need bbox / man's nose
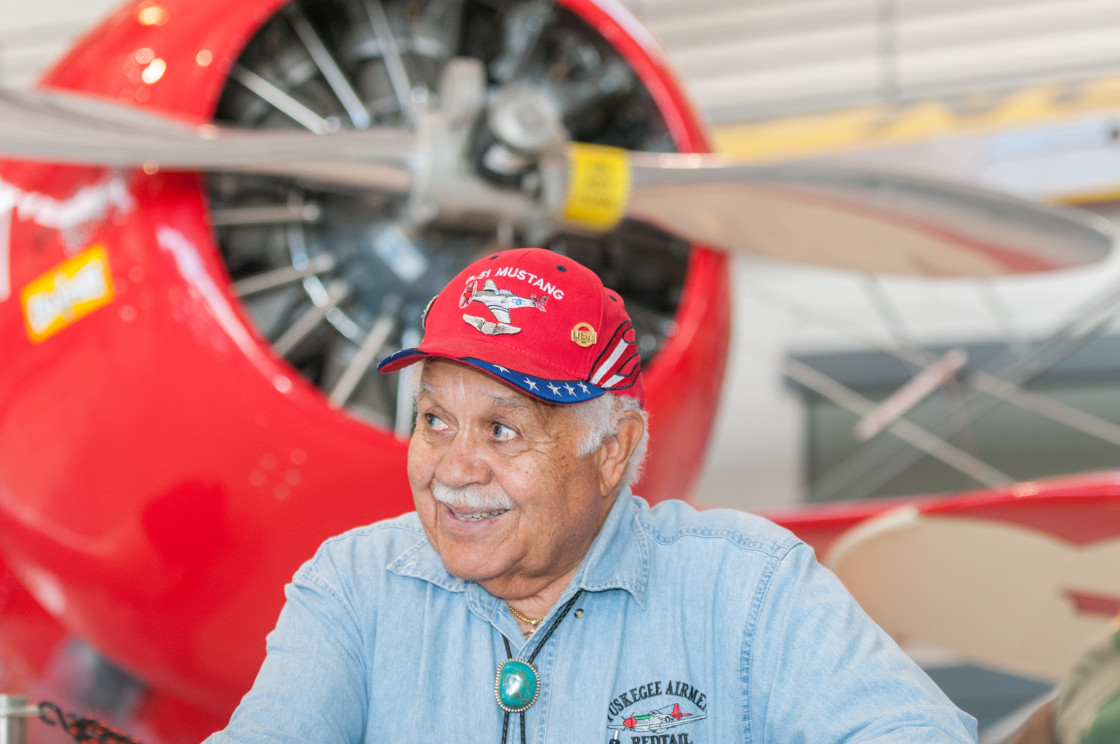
[434,431,491,487]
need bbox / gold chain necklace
[505,602,544,629]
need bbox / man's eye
[424,413,448,431]
[492,423,517,442]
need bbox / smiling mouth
[447,506,510,522]
[432,482,514,524]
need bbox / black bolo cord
[500,589,584,744]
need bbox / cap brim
[378,347,610,404]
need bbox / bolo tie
[494,589,584,744]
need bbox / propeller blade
[560,145,1114,276]
[1,87,1111,277]
[0,87,414,192]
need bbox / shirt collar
[386,489,650,609]
[570,488,650,608]
[386,531,467,593]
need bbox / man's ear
[596,410,645,497]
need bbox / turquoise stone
[495,659,539,713]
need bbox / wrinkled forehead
[415,358,566,424]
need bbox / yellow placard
[563,143,631,231]
[21,245,115,344]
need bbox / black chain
[36,702,145,744]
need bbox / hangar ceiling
[629,0,1120,124]
[4,0,1120,128]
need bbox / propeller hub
[487,83,563,157]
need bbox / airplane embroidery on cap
[459,278,547,335]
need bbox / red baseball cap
[377,248,645,405]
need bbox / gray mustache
[432,482,514,512]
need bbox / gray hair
[570,392,649,492]
[407,360,649,491]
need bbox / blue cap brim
[377,349,606,404]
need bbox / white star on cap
[494,365,509,373]
[564,383,575,396]
[547,382,561,395]
[523,378,539,391]
[578,382,589,393]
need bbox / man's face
[408,359,616,601]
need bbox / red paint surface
[1064,589,1120,618]
[769,472,1120,557]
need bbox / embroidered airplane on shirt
[460,279,548,335]
[607,703,706,734]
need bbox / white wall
[0,0,120,87]
[692,239,1120,511]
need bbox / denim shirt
[206,492,977,743]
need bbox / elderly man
[205,247,976,743]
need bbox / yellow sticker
[563,143,631,231]
[21,245,115,344]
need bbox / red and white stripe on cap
[590,322,641,393]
